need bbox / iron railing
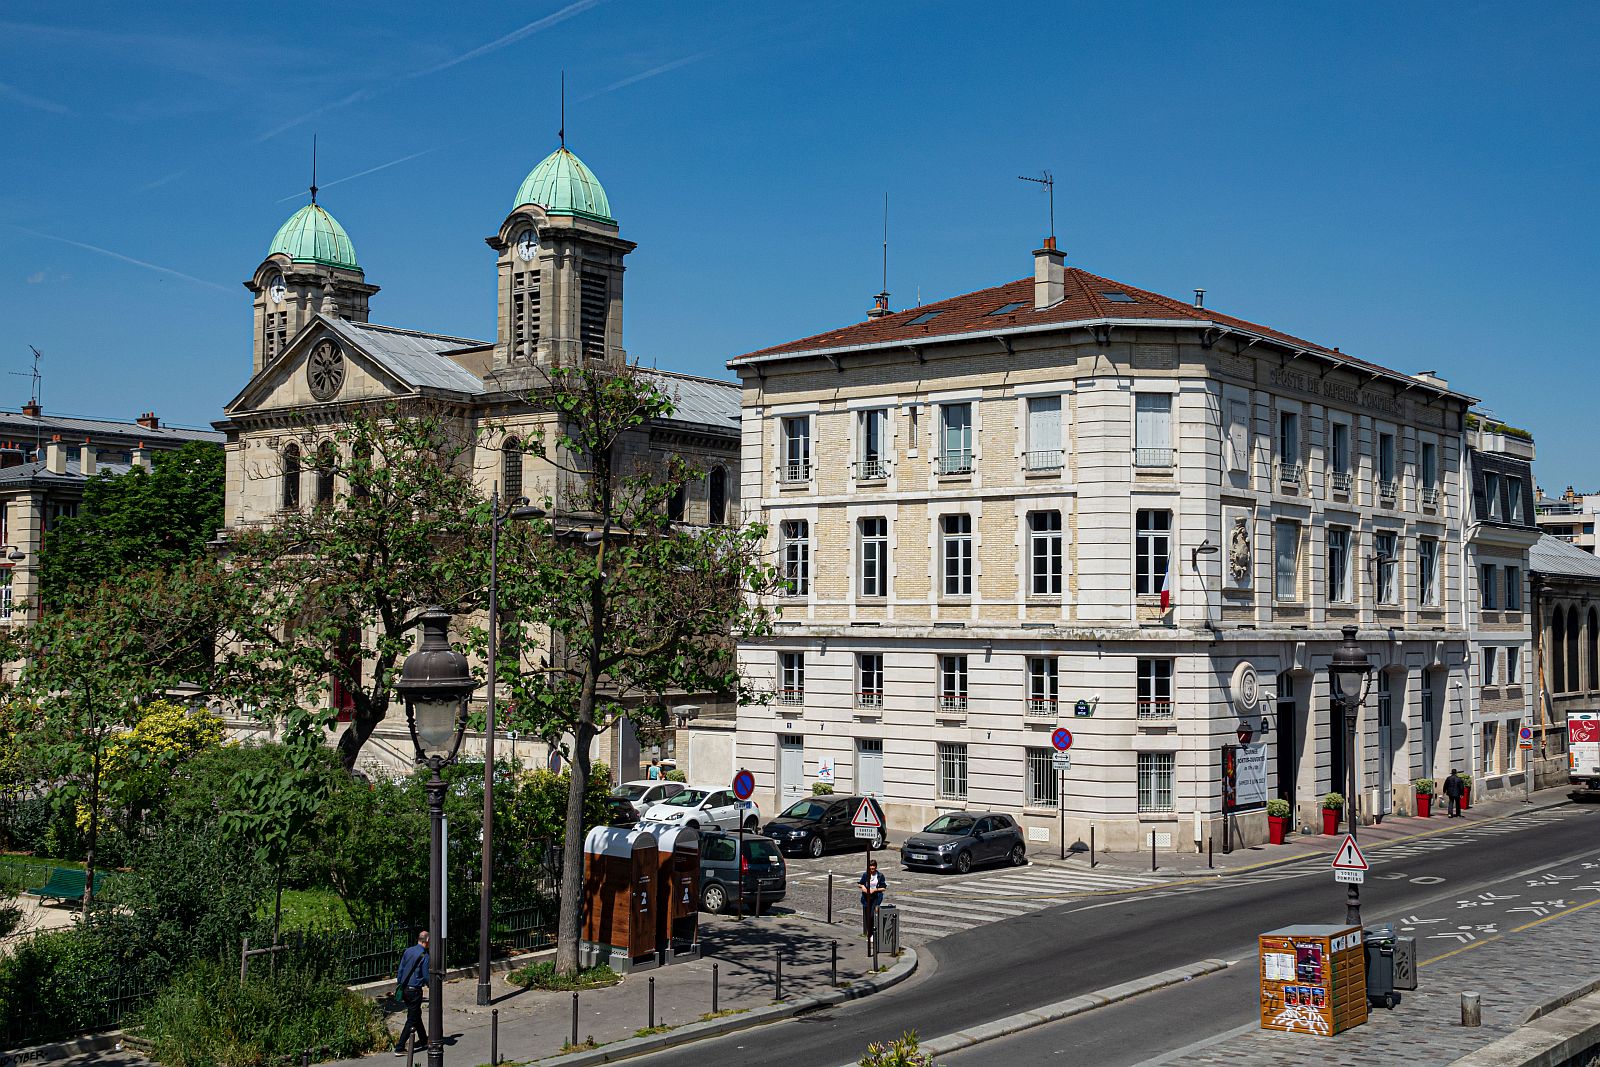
[937,694,968,714]
[857,458,889,480]
[937,451,974,476]
[1136,699,1174,719]
[1135,447,1174,468]
[856,691,884,709]
[1026,697,1058,717]
[775,688,805,706]
[780,460,812,483]
[1025,449,1063,472]
[1329,470,1353,492]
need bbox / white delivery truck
[1569,711,1600,790]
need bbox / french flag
[1159,556,1174,612]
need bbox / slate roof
[0,458,135,488]
[322,319,488,394]
[0,411,221,445]
[728,266,1476,401]
[646,370,741,432]
[1530,533,1600,581]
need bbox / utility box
[1258,924,1368,1035]
[652,824,701,963]
[875,903,900,956]
[580,825,659,973]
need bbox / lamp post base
[1346,882,1361,929]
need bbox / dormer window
[906,310,943,326]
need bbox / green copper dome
[513,147,614,223]
[268,203,361,271]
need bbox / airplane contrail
[581,49,718,100]
[13,226,233,293]
[273,142,465,203]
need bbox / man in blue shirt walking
[394,930,430,1055]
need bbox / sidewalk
[328,912,904,1067]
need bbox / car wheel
[687,820,700,830]
[744,816,759,831]
[872,829,886,850]
[702,882,727,914]
[808,836,824,859]
[954,850,973,875]
[1009,843,1026,867]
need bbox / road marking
[1512,896,1600,932]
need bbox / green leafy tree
[219,406,494,770]
[39,441,224,607]
[494,365,779,974]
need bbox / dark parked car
[762,795,887,857]
[698,830,786,914]
[900,812,1026,874]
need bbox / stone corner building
[728,239,1478,850]
[213,145,740,775]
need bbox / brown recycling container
[1258,924,1368,1035]
[580,825,659,972]
[651,825,701,962]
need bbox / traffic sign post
[1050,728,1074,859]
[1331,833,1368,887]
[733,770,755,920]
[852,799,884,887]
[1518,725,1535,750]
[1051,727,1074,752]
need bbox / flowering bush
[860,1031,934,1067]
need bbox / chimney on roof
[1193,289,1205,309]
[131,442,148,470]
[1033,236,1065,310]
[46,435,66,475]
[1412,370,1448,390]
[867,291,891,319]
[80,439,95,477]
[136,411,161,430]
[21,401,40,418]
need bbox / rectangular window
[1134,394,1173,467]
[1483,721,1499,776]
[1026,748,1059,806]
[1505,566,1522,611]
[1508,477,1524,521]
[1028,510,1063,596]
[1378,432,1397,502]
[1027,657,1058,715]
[1485,471,1503,520]
[858,408,889,480]
[1137,659,1174,718]
[1225,399,1249,473]
[1419,537,1440,606]
[1026,396,1063,471]
[579,270,608,360]
[939,655,968,712]
[1137,752,1175,813]
[859,517,888,597]
[1274,520,1301,601]
[780,520,809,596]
[0,572,11,622]
[1331,422,1350,475]
[778,652,804,705]
[938,402,973,475]
[1480,563,1498,610]
[1421,440,1438,491]
[857,654,884,708]
[1507,646,1521,685]
[942,514,973,596]
[1135,509,1172,597]
[781,417,811,482]
[1375,531,1399,605]
[1327,527,1351,603]
[1482,647,1497,687]
[937,743,969,800]
[1277,409,1300,476]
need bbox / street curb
[528,947,918,1066]
[0,1033,123,1063]
[1448,989,1600,1067]
[909,957,1232,1061]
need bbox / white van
[1568,711,1600,789]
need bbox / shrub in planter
[812,783,835,796]
[1414,778,1436,817]
[1266,797,1291,844]
[1320,792,1344,835]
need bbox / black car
[900,811,1026,874]
[698,830,786,913]
[762,795,887,858]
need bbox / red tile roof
[728,266,1463,397]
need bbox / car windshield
[612,785,648,801]
[779,800,829,821]
[745,840,781,863]
[662,789,707,808]
[924,815,975,835]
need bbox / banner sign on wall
[1222,742,1269,813]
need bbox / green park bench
[25,867,93,904]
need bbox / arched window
[503,437,523,502]
[351,441,372,500]
[281,443,301,509]
[1589,608,1599,691]
[667,481,686,523]
[315,442,336,506]
[707,466,727,525]
[1553,608,1567,693]
[1568,606,1582,694]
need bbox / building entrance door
[1275,679,1297,830]
[856,738,883,796]
[778,735,805,804]
[1420,670,1438,782]
[1377,672,1394,816]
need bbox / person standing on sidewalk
[1443,769,1465,818]
[393,930,430,1055]
[859,859,887,940]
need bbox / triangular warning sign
[851,800,882,829]
[1331,834,1369,871]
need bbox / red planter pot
[1416,793,1433,817]
[1322,808,1342,835]
[1268,815,1288,845]
[1462,787,1471,810]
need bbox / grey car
[698,830,786,914]
[900,812,1026,873]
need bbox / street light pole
[426,759,447,1067]
[1329,624,1373,929]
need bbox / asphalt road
[625,802,1600,1067]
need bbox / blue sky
[3,2,1597,488]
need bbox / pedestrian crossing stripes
[888,864,1168,937]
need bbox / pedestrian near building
[393,930,430,1055]
[858,859,886,940]
[1444,769,1465,818]
[647,758,661,781]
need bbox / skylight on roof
[987,301,1025,316]
[1099,291,1136,303]
[906,311,944,326]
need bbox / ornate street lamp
[1328,624,1373,927]
[397,607,476,1067]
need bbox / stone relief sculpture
[1229,516,1252,587]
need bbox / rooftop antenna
[12,346,43,459]
[310,134,319,204]
[868,193,891,318]
[1018,170,1055,242]
[559,71,565,147]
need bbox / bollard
[775,948,783,1000]
[571,991,579,1048]
[755,879,762,919]
[712,962,719,1014]
[1208,836,1213,870]
[648,976,655,1029]
[873,932,880,973]
[302,1051,310,1067]
[407,1042,416,1067]
[827,873,834,924]
[1151,832,1157,872]
[491,1008,500,1066]
[831,940,838,987]
[1091,826,1096,868]
[1462,991,1482,1027]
